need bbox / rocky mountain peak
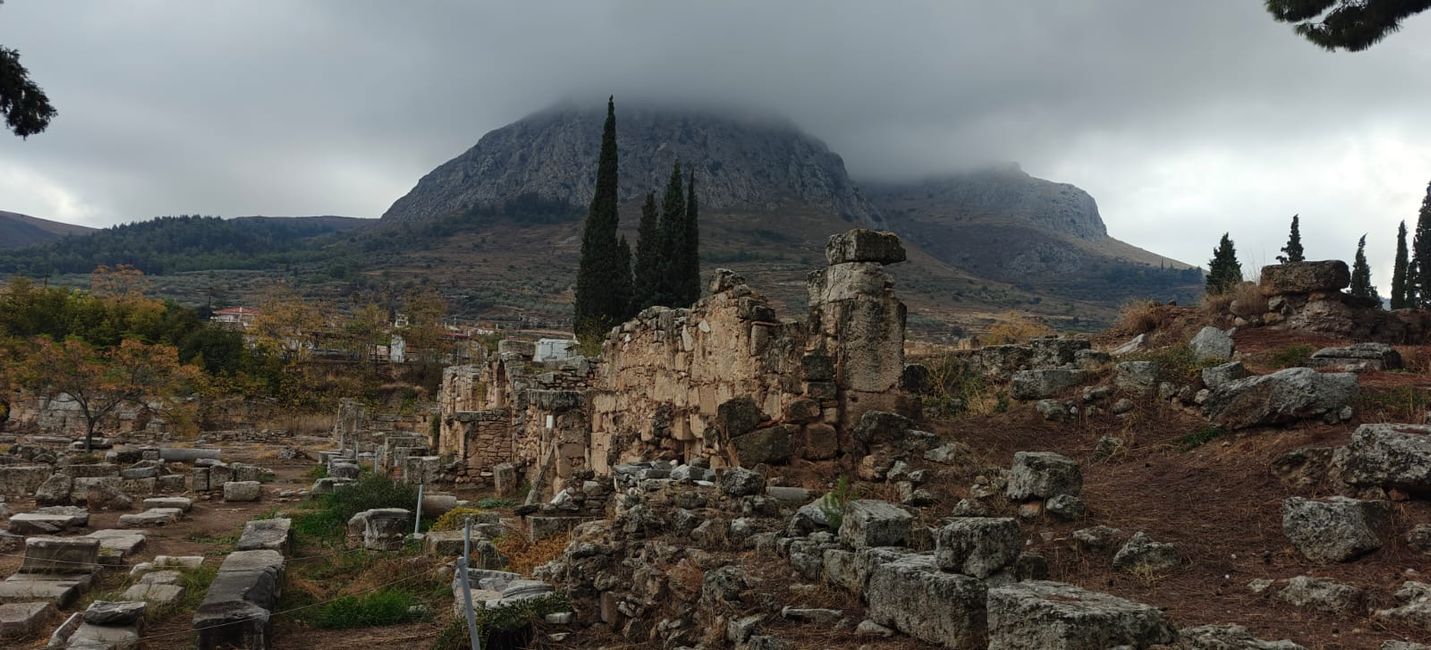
[381,103,884,228]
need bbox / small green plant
[818,476,852,530]
[291,474,418,543]
[1178,425,1229,450]
[1131,344,1221,384]
[308,464,329,480]
[430,593,570,650]
[430,507,486,532]
[1270,344,1315,368]
[305,588,426,629]
[475,497,517,510]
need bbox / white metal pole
[461,519,481,650]
[413,478,425,536]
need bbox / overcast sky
[3,1,1430,287]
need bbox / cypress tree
[614,236,635,320]
[1413,182,1431,308]
[1205,233,1243,295]
[1391,220,1410,308]
[1277,214,1305,263]
[656,161,686,306]
[681,170,702,305]
[1349,234,1378,302]
[632,192,661,311]
[573,97,623,341]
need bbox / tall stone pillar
[807,229,909,439]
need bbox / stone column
[807,229,909,438]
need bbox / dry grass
[1201,281,1266,321]
[1111,299,1171,336]
[980,311,1055,345]
[492,524,570,575]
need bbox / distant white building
[533,338,578,362]
[211,306,259,329]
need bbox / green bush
[292,474,418,543]
[1179,425,1229,450]
[430,593,570,650]
[1129,344,1220,384]
[306,589,425,629]
[475,497,517,510]
[1270,344,1315,368]
[817,476,851,530]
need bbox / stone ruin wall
[588,229,912,473]
[432,229,915,494]
[1248,260,1431,343]
[587,278,807,473]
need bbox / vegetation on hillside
[0,215,363,276]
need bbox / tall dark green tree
[0,0,54,138]
[1349,235,1378,302]
[1205,233,1243,295]
[1413,182,1431,308]
[614,236,635,321]
[679,170,702,305]
[1391,220,1410,308]
[632,192,661,311]
[1265,0,1431,52]
[573,97,625,341]
[656,161,687,307]
[1277,214,1305,263]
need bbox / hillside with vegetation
[0,214,369,275]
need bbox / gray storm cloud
[2,0,1430,287]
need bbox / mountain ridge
[0,210,96,250]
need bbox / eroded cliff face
[867,166,1108,241]
[381,104,884,228]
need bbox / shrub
[1128,344,1220,384]
[817,476,851,530]
[1270,344,1315,368]
[476,497,517,510]
[921,354,1005,417]
[430,593,571,650]
[292,474,418,543]
[306,588,425,629]
[491,527,572,575]
[430,507,487,532]
[1226,281,1268,317]
[981,311,1055,345]
[1179,425,1228,450]
[1112,300,1168,336]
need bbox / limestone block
[866,553,987,649]
[223,481,262,503]
[987,581,1175,649]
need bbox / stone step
[0,601,54,641]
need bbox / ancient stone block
[1189,326,1235,362]
[1203,368,1357,430]
[935,517,1022,578]
[193,549,284,650]
[1337,423,1431,493]
[1202,361,1249,390]
[0,601,53,641]
[1007,452,1082,500]
[866,553,987,649]
[1282,496,1390,563]
[987,581,1176,650]
[1309,342,1403,372]
[236,518,292,553]
[18,536,100,575]
[826,229,906,265]
[223,481,262,503]
[839,500,913,548]
[1011,369,1089,400]
[1260,261,1351,295]
[732,426,792,466]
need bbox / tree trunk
[84,417,95,452]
